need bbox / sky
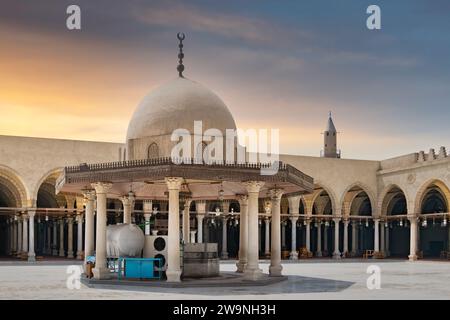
[0,0,449,160]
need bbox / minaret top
[326,111,337,132]
[177,32,186,77]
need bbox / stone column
[343,219,349,257]
[52,219,58,255]
[324,223,328,254]
[182,198,192,244]
[351,222,357,255]
[221,217,229,259]
[27,211,36,262]
[17,217,22,257]
[121,194,132,224]
[380,221,385,255]
[196,200,206,243]
[143,200,153,236]
[269,188,283,276]
[83,190,96,262]
[264,217,270,257]
[165,177,183,282]
[22,214,28,256]
[92,182,112,279]
[408,216,418,261]
[316,221,322,257]
[190,230,197,243]
[10,219,14,254]
[305,220,311,252]
[333,218,341,259]
[59,218,65,257]
[7,219,12,255]
[76,214,83,259]
[289,216,298,259]
[46,222,51,255]
[374,219,380,253]
[67,216,74,258]
[196,215,204,243]
[385,225,390,257]
[236,195,248,273]
[143,213,152,235]
[243,181,264,280]
[281,220,286,249]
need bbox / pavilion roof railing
[64,157,303,177]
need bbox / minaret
[322,112,340,158]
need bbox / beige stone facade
[1,133,449,262]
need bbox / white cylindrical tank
[107,224,145,258]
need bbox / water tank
[107,224,144,258]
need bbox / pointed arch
[414,179,450,215]
[340,182,376,217]
[305,182,338,216]
[0,165,29,207]
[378,184,409,217]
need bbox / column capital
[183,198,193,208]
[236,194,249,205]
[242,181,264,193]
[27,210,36,218]
[269,188,284,201]
[333,217,341,223]
[289,216,298,222]
[91,182,112,194]
[165,177,183,190]
[195,200,207,214]
[143,199,153,213]
[120,195,131,206]
[407,215,418,223]
[82,189,96,201]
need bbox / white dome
[126,77,237,141]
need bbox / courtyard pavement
[0,259,449,299]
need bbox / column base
[333,252,341,259]
[76,251,83,260]
[408,254,417,261]
[373,251,382,259]
[59,251,65,257]
[235,261,247,273]
[269,264,283,277]
[166,270,182,282]
[67,251,74,259]
[27,253,36,262]
[52,249,58,256]
[289,251,298,260]
[93,267,111,280]
[221,252,229,259]
[316,251,322,257]
[244,267,263,281]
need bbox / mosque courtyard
[0,259,448,300]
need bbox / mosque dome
[125,77,237,160]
